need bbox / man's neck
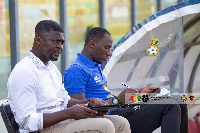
[81,48,94,62]
[31,48,48,66]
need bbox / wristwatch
[112,97,119,104]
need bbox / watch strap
[113,95,121,104]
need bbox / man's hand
[67,104,98,120]
[138,86,158,94]
[89,98,109,116]
[89,98,108,107]
[96,110,110,116]
[118,88,137,105]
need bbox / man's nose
[107,49,111,56]
[56,42,63,49]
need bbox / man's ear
[35,34,42,46]
[89,40,95,48]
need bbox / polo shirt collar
[27,50,50,68]
[77,53,98,67]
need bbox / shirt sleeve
[64,64,88,95]
[60,84,71,109]
[7,69,43,131]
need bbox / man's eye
[105,47,108,49]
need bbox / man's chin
[99,61,104,64]
[50,58,58,61]
[49,56,58,61]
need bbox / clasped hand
[68,98,109,120]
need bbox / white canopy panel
[103,0,200,93]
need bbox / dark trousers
[110,98,188,133]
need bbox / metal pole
[9,0,20,70]
[179,17,184,93]
[131,0,137,28]
[188,54,200,93]
[157,0,162,12]
[59,0,68,80]
[99,0,106,28]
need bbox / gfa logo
[181,95,187,102]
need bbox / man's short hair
[35,20,64,37]
[85,27,111,45]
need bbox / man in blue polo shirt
[64,27,187,133]
[64,53,113,100]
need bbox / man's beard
[49,53,58,61]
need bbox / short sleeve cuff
[67,88,86,95]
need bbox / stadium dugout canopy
[102,0,200,94]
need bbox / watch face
[112,98,118,104]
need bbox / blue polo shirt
[64,53,113,101]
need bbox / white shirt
[7,51,71,133]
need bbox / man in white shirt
[7,20,131,133]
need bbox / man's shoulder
[67,63,85,74]
[68,59,87,70]
[8,57,35,86]
[65,59,90,78]
[12,57,31,71]
[9,57,34,78]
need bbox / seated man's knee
[172,103,181,113]
[164,99,181,113]
[95,118,115,133]
[103,115,131,133]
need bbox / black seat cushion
[0,102,19,133]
